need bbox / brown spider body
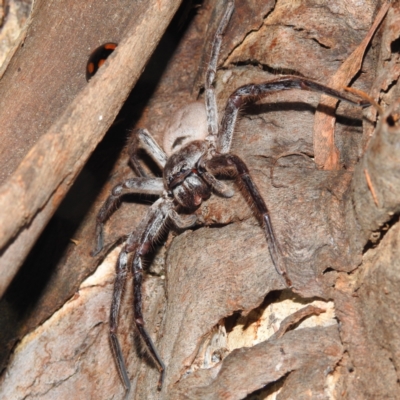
[164,141,212,208]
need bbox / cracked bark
[1,0,400,399]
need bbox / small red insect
[86,42,117,81]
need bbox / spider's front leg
[204,155,291,287]
[205,0,234,147]
[208,78,369,285]
[217,76,369,154]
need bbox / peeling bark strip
[361,4,400,151]
[0,0,184,297]
[313,0,390,170]
[364,168,379,207]
[271,304,326,340]
[170,326,343,400]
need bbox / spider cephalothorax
[92,0,368,392]
[164,141,212,208]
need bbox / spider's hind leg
[109,198,174,392]
[109,249,131,392]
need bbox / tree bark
[1,0,399,399]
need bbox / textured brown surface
[0,0,134,184]
[0,0,183,295]
[170,326,343,400]
[1,0,400,399]
[312,1,390,170]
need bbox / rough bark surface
[1,0,400,399]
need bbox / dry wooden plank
[0,0,183,297]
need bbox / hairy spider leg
[128,128,168,177]
[109,197,197,391]
[110,250,131,392]
[202,0,293,284]
[217,76,369,154]
[204,154,291,286]
[205,0,234,147]
[110,198,173,391]
[93,177,164,255]
[93,128,168,255]
[210,77,369,283]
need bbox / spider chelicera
[92,0,368,392]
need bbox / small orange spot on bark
[87,62,94,74]
[104,43,117,50]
